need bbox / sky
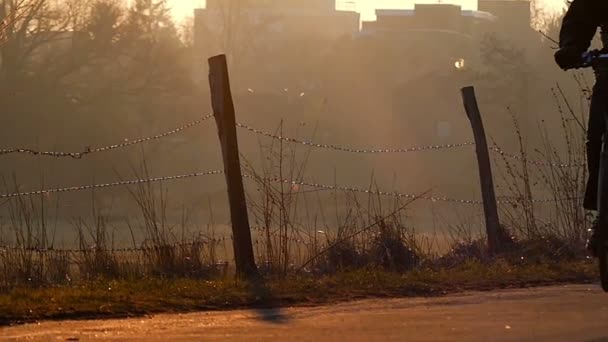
[166,0,564,22]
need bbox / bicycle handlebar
[580,50,608,68]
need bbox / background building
[193,0,360,93]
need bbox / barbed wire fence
[0,58,584,262]
[2,117,579,167]
[0,127,577,202]
[0,114,215,159]
[0,114,580,252]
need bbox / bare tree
[0,0,78,97]
[198,0,277,77]
[0,0,200,196]
[0,0,30,45]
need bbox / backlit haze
[167,0,564,22]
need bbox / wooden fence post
[208,55,258,278]
[461,86,504,254]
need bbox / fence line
[0,170,225,199]
[245,174,482,204]
[244,174,578,205]
[237,122,476,153]
[497,195,582,204]
[0,169,578,205]
[237,122,583,168]
[0,232,317,252]
[0,238,231,254]
[0,114,214,159]
[0,51,585,266]
[0,170,480,204]
[0,116,582,170]
[0,229,318,253]
[489,146,585,168]
[0,228,325,252]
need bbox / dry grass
[0,259,596,325]
[0,105,595,290]
[489,82,591,260]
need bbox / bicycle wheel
[599,241,608,292]
[598,144,608,292]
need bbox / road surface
[2,284,608,341]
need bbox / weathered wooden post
[208,55,258,278]
[461,86,504,254]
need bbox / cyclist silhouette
[555,0,608,256]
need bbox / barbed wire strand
[0,238,230,254]
[245,175,579,205]
[0,170,577,205]
[0,170,225,199]
[245,174,482,204]
[0,233,318,253]
[0,182,579,251]
[0,116,583,170]
[489,147,584,168]
[237,122,475,153]
[237,122,583,168]
[0,233,319,253]
[0,114,214,159]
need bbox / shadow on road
[246,278,291,324]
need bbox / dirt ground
[3,284,608,341]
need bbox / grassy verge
[0,259,597,325]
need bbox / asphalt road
[3,284,608,341]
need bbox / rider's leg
[585,75,608,255]
[584,103,603,212]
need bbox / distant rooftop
[375,4,497,22]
